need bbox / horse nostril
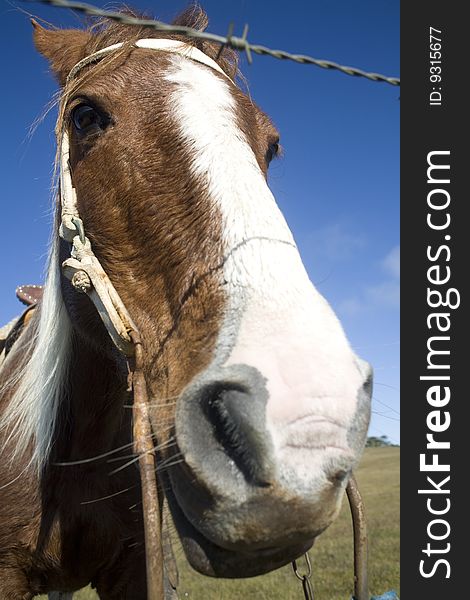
[176,365,275,491]
[200,383,273,487]
[203,385,248,451]
[328,468,351,486]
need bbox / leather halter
[58,39,234,600]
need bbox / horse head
[32,6,371,578]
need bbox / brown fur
[0,5,280,598]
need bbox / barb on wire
[24,0,400,86]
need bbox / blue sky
[0,0,400,442]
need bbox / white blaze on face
[166,57,366,465]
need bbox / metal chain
[292,553,314,600]
[24,0,400,86]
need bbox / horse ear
[32,19,92,86]
[171,5,209,31]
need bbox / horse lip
[163,471,315,577]
[284,415,348,429]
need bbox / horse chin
[164,480,314,577]
[182,536,314,578]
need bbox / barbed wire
[25,0,400,86]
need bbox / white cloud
[366,280,400,308]
[338,245,400,313]
[306,223,366,262]
[337,297,363,316]
[382,245,400,279]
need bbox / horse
[0,5,372,599]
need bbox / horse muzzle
[166,362,371,576]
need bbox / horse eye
[71,104,107,133]
[266,141,280,165]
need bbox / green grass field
[37,447,399,599]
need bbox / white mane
[0,230,72,472]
